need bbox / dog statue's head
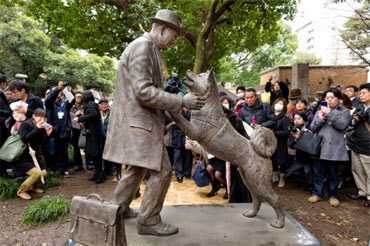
[183,68,216,98]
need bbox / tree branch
[341,37,370,66]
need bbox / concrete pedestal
[123,203,320,246]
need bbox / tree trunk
[192,0,236,74]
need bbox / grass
[39,172,61,189]
[22,196,70,226]
[0,178,19,200]
[0,172,61,201]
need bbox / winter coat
[78,101,103,157]
[14,119,47,177]
[226,108,248,138]
[103,33,183,171]
[7,93,44,130]
[70,102,83,130]
[0,89,11,145]
[310,104,351,161]
[101,110,110,139]
[23,93,44,119]
[265,81,289,105]
[346,104,370,156]
[351,97,361,108]
[44,87,72,139]
[240,99,276,129]
[271,112,290,165]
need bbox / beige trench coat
[103,33,182,171]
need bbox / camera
[355,110,368,121]
[290,125,300,133]
[62,81,68,87]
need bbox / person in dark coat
[0,74,12,177]
[170,109,193,183]
[14,108,51,199]
[270,98,290,188]
[8,80,44,119]
[346,83,370,207]
[73,90,105,184]
[264,75,289,105]
[69,91,85,171]
[165,76,192,183]
[99,98,117,177]
[240,88,276,129]
[44,81,73,177]
[285,111,313,190]
[344,85,361,108]
[219,96,252,203]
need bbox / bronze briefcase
[70,193,126,246]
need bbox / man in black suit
[344,85,361,108]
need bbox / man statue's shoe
[123,207,138,219]
[137,221,179,236]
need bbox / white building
[290,0,363,65]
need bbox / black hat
[98,98,108,104]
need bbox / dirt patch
[0,170,369,246]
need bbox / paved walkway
[130,173,229,207]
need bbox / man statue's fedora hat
[150,9,186,36]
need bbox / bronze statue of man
[103,9,205,236]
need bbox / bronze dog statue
[168,69,284,228]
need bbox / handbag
[70,193,126,246]
[0,133,27,162]
[192,159,209,187]
[294,129,323,157]
[78,128,88,149]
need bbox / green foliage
[0,4,116,96]
[0,5,49,86]
[39,172,61,189]
[340,1,370,65]
[22,196,70,226]
[25,0,297,76]
[218,23,298,87]
[0,178,19,200]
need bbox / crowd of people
[219,76,370,208]
[0,72,369,209]
[0,77,121,199]
[0,9,369,239]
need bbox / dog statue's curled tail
[169,69,284,228]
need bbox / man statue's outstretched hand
[182,93,206,110]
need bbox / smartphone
[320,101,328,107]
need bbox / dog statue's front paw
[242,209,257,218]
[270,219,284,228]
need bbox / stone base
[68,203,320,246]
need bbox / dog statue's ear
[207,67,216,90]
[183,70,194,88]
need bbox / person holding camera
[264,75,289,106]
[44,81,73,177]
[308,88,351,207]
[346,83,370,207]
[286,111,313,190]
